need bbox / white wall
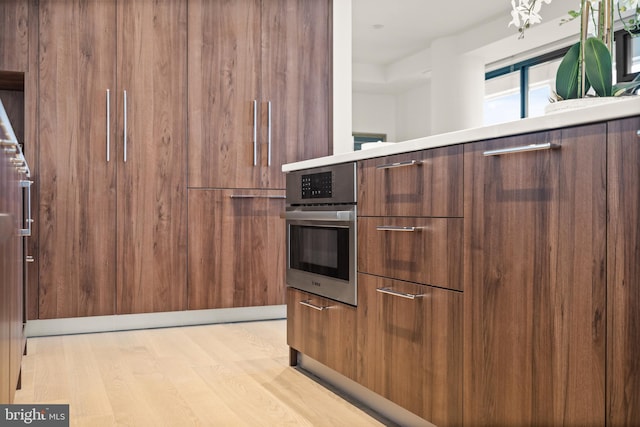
[395,83,430,141]
[352,91,396,142]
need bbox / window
[484,48,568,125]
[615,29,640,83]
[485,30,638,125]
[353,132,386,151]
[484,71,521,126]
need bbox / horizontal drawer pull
[299,300,330,311]
[376,159,422,170]
[376,287,424,300]
[483,143,560,157]
[376,225,422,232]
[229,195,285,200]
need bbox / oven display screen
[289,225,349,280]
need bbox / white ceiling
[352,0,513,66]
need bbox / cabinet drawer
[357,145,463,217]
[287,288,357,380]
[358,217,462,290]
[357,273,462,426]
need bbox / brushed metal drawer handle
[299,300,330,311]
[376,287,424,300]
[376,226,422,232]
[376,159,422,170]
[483,143,560,156]
[229,195,285,199]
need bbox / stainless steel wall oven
[284,162,357,306]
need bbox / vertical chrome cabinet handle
[106,89,110,162]
[123,90,128,163]
[19,180,33,237]
[253,100,257,166]
[267,101,272,166]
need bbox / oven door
[285,206,357,306]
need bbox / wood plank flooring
[14,320,387,426]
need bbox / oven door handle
[283,210,354,221]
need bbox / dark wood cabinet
[463,125,607,426]
[188,0,331,189]
[188,189,285,309]
[287,287,356,381]
[607,116,640,426]
[357,146,463,218]
[38,0,187,318]
[0,1,30,72]
[37,0,117,318]
[358,217,462,290]
[355,146,464,425]
[356,274,462,426]
[114,0,187,314]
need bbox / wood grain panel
[0,0,29,72]
[356,273,462,426]
[287,288,357,380]
[358,217,463,290]
[116,0,187,314]
[358,145,463,217]
[607,116,640,426]
[262,0,332,189]
[38,0,117,318]
[188,189,285,309]
[463,126,606,426]
[187,0,261,189]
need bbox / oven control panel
[301,171,332,199]
[286,162,356,205]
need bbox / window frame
[615,29,640,83]
[485,47,570,119]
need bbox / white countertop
[283,96,640,172]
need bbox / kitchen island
[284,97,640,427]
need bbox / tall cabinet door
[116,0,187,314]
[38,0,117,319]
[187,0,261,189]
[607,116,640,426]
[463,126,606,426]
[261,0,332,189]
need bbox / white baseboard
[25,305,287,337]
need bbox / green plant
[509,0,640,99]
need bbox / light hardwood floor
[14,320,387,426]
